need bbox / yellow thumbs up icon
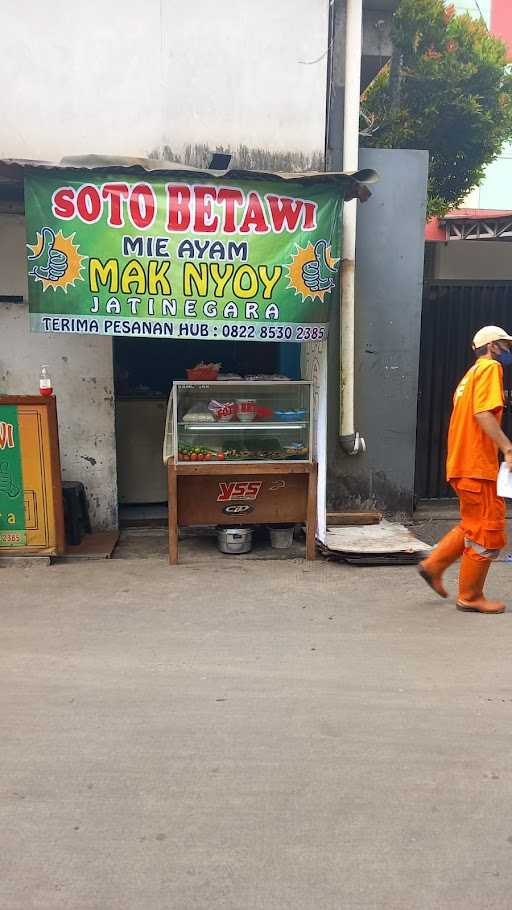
[28,227,68,282]
[302,239,337,293]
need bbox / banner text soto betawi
[26,173,343,341]
[51,182,319,234]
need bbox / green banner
[0,405,26,548]
[25,173,344,343]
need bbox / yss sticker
[217,481,262,502]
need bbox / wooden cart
[167,460,317,564]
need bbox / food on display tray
[208,400,237,422]
[236,398,257,423]
[182,403,215,423]
[285,444,309,457]
[177,445,307,461]
[178,445,223,461]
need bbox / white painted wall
[1,0,328,161]
[0,216,117,530]
[434,240,512,279]
[0,0,330,532]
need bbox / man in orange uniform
[419,326,512,614]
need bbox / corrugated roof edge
[0,155,378,203]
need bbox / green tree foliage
[361,0,512,217]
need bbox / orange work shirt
[446,357,504,482]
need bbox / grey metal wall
[327,148,429,514]
[416,281,512,500]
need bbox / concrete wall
[327,148,429,514]
[434,240,512,280]
[0,215,117,530]
[1,0,328,161]
[491,0,512,60]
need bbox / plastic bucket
[268,525,294,549]
[217,527,253,554]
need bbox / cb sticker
[222,504,254,515]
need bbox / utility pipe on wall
[340,0,366,454]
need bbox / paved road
[2,555,512,909]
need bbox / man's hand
[475,410,512,470]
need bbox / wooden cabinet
[0,396,65,555]
[168,461,317,564]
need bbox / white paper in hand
[497,461,512,498]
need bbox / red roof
[443,209,512,220]
[425,210,512,241]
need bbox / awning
[0,154,378,209]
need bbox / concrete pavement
[2,553,512,909]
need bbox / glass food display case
[167,381,313,464]
[164,381,317,565]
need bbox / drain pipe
[340,0,366,455]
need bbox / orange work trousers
[451,477,506,556]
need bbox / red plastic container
[186,367,219,381]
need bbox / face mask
[496,350,512,367]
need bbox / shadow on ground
[114,527,308,562]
